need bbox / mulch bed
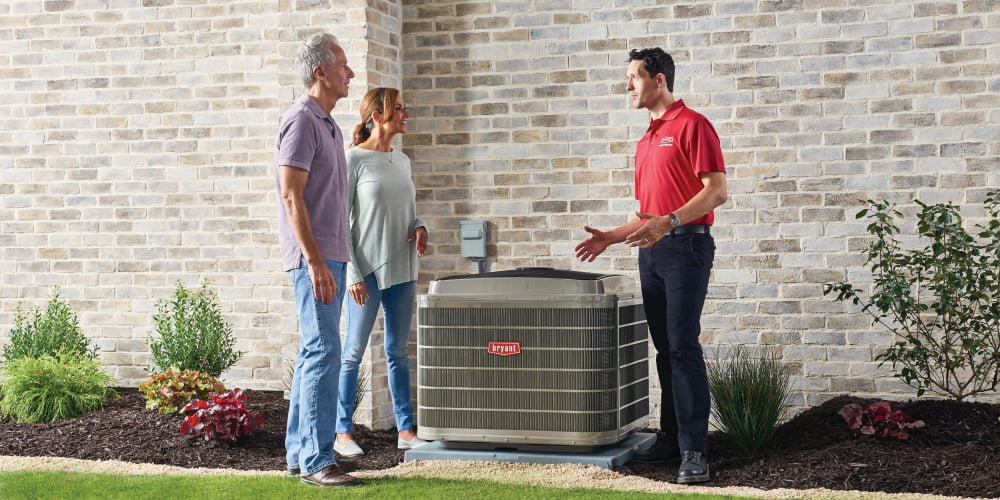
[1,388,998,498]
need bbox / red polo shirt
[635,99,726,226]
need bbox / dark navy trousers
[638,232,714,455]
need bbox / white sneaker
[397,436,430,450]
[334,439,364,457]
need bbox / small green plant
[707,345,791,455]
[824,189,1000,401]
[0,351,117,423]
[148,280,243,377]
[138,367,225,414]
[2,287,97,365]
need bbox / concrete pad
[403,432,656,470]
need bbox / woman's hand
[409,226,428,257]
[349,281,368,306]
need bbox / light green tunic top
[345,147,426,289]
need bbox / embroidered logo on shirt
[659,137,675,147]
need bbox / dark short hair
[628,48,675,92]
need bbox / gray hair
[297,33,339,87]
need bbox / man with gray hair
[274,32,358,487]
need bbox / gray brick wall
[1,0,999,431]
[398,1,1000,412]
[0,0,373,390]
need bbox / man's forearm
[672,174,727,225]
[283,194,324,265]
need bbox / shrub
[0,351,117,423]
[707,345,791,455]
[138,367,226,414]
[180,388,265,444]
[148,280,243,377]
[824,189,1000,401]
[2,288,97,365]
[838,401,925,439]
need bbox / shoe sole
[300,477,359,487]
[676,472,710,484]
[398,443,431,450]
[334,445,364,457]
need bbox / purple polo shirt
[274,93,350,271]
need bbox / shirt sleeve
[687,117,726,175]
[276,114,318,171]
[345,153,365,286]
[410,217,427,235]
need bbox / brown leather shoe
[335,458,357,473]
[300,464,359,487]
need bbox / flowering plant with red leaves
[180,388,264,444]
[838,401,925,439]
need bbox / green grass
[0,471,778,500]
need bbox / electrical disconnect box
[459,220,487,258]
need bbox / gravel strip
[1,455,994,500]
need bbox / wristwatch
[667,213,681,228]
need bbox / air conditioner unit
[416,268,649,451]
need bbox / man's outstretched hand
[575,226,611,262]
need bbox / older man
[275,32,357,487]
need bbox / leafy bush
[148,280,243,377]
[824,189,1000,401]
[707,345,791,455]
[180,388,265,444]
[838,401,925,439]
[0,351,117,423]
[138,367,225,414]
[2,288,97,365]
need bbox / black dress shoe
[287,467,300,476]
[300,464,359,487]
[632,439,680,463]
[677,451,710,484]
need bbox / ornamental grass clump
[824,189,1000,402]
[0,351,117,423]
[284,359,369,423]
[2,287,97,365]
[707,345,791,455]
[148,280,243,378]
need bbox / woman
[334,87,429,457]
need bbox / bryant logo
[487,342,521,356]
[659,136,675,147]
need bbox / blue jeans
[285,258,346,475]
[639,233,714,455]
[336,275,416,434]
